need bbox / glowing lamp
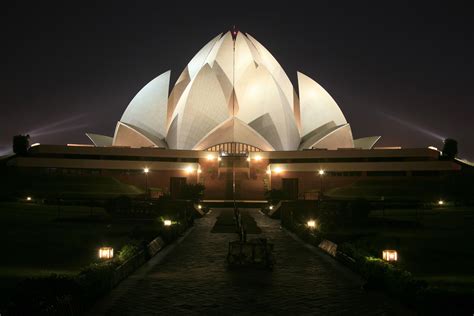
[247,157,251,162]
[206,154,214,161]
[99,247,114,259]
[26,196,32,201]
[269,205,273,210]
[255,155,262,161]
[185,166,194,174]
[274,167,282,174]
[438,200,444,205]
[318,169,325,175]
[382,250,398,262]
[163,219,172,226]
[198,204,202,209]
[218,157,222,161]
[144,167,149,173]
[266,169,271,175]
[198,169,202,174]
[307,220,316,229]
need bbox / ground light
[269,205,273,210]
[99,247,114,259]
[163,219,172,226]
[382,250,398,262]
[198,205,202,209]
[26,196,32,201]
[307,220,316,229]
[438,200,445,206]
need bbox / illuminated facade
[6,30,466,201]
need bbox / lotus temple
[8,30,464,200]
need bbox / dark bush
[265,189,285,203]
[77,261,118,302]
[6,274,81,315]
[181,183,205,202]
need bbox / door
[282,178,299,200]
[170,177,187,199]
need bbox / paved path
[91,209,409,315]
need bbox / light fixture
[255,155,262,161]
[144,167,149,173]
[307,220,316,229]
[438,200,444,205]
[318,169,325,175]
[206,154,214,161]
[198,204,202,209]
[197,169,202,174]
[99,247,114,259]
[185,166,194,174]
[26,196,32,201]
[247,157,251,162]
[163,219,172,226]
[269,205,273,210]
[382,250,398,262]
[266,169,271,175]
[274,167,282,174]
[218,157,222,161]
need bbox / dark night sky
[1,1,473,159]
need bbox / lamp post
[318,169,325,199]
[144,167,149,199]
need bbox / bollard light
[26,196,32,201]
[307,220,316,229]
[99,247,114,259]
[437,200,444,206]
[382,250,398,262]
[163,219,172,226]
[269,205,273,210]
[198,205,202,209]
[318,169,325,175]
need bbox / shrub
[118,244,141,263]
[6,274,81,315]
[265,189,285,203]
[181,183,205,202]
[76,261,118,302]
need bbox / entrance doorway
[282,178,299,200]
[170,177,186,199]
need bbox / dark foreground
[91,208,409,315]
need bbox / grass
[0,201,159,308]
[0,173,143,199]
[326,207,474,294]
[326,178,444,200]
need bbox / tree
[13,134,30,155]
[442,138,458,159]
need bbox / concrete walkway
[90,209,409,315]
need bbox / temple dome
[88,31,380,151]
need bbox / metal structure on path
[227,156,275,269]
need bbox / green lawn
[326,178,444,200]
[0,173,143,199]
[326,207,474,294]
[0,201,159,307]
